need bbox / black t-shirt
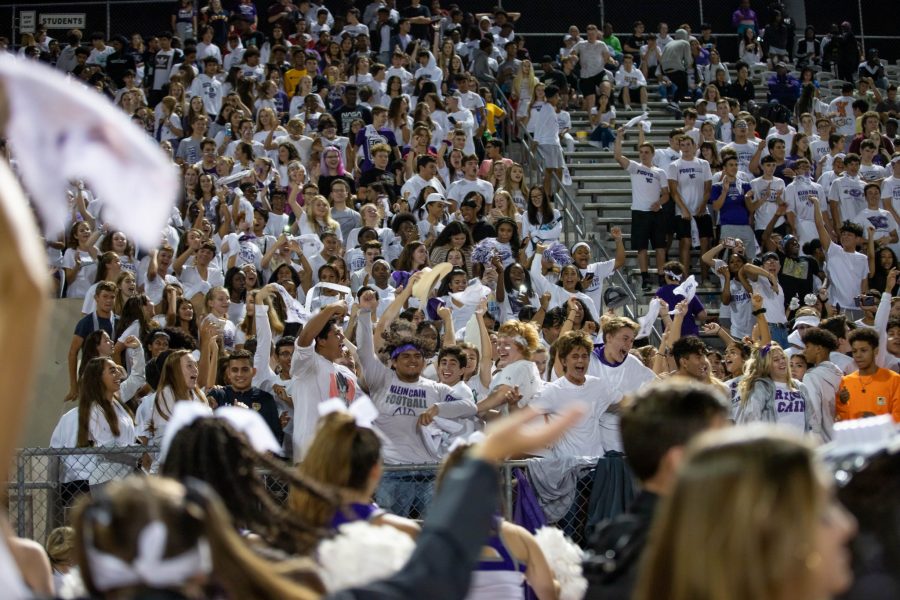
[359,167,397,191]
[331,104,373,136]
[625,34,645,57]
[207,386,283,444]
[106,50,136,87]
[540,68,567,91]
[317,174,357,198]
[778,252,821,306]
[467,220,496,243]
[401,4,432,41]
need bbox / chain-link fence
[7,446,637,548]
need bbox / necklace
[859,372,877,394]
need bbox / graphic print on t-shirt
[385,383,428,416]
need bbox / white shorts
[538,143,564,169]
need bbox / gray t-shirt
[331,207,361,246]
[571,40,609,78]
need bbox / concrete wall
[20,299,84,448]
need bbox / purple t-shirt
[656,283,705,337]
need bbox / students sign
[39,14,86,29]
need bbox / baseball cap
[424,193,449,207]
[760,251,780,263]
[781,234,797,248]
[603,286,630,310]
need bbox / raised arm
[613,127,629,169]
[875,270,898,368]
[810,195,832,251]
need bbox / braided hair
[161,418,342,555]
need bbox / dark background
[4,0,895,62]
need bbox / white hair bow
[158,401,282,464]
[318,395,379,429]
[85,519,212,591]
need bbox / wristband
[752,308,766,316]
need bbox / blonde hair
[290,412,381,528]
[492,190,519,219]
[305,195,341,235]
[634,425,824,600]
[512,60,538,100]
[738,342,795,407]
[498,319,541,358]
[45,526,75,570]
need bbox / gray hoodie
[660,28,692,72]
[735,377,816,436]
[802,361,844,442]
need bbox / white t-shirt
[489,359,543,408]
[626,161,668,211]
[828,95,856,137]
[578,260,616,318]
[714,258,753,338]
[784,177,824,244]
[723,139,759,177]
[852,208,900,255]
[750,176,786,230]
[587,350,656,452]
[652,147,682,172]
[825,242,869,310]
[667,157,713,214]
[751,276,787,324]
[858,163,886,183]
[446,177,495,206]
[288,339,360,461]
[532,375,616,458]
[882,175,900,215]
[614,66,646,90]
[527,102,562,146]
[61,249,98,299]
[774,381,806,432]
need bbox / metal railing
[7,445,612,546]
[494,88,662,345]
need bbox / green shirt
[603,34,623,54]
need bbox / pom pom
[804,293,818,307]
[533,527,587,600]
[788,296,800,311]
[471,237,499,264]
[544,242,573,267]
[317,521,416,592]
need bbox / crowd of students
[1,1,897,599]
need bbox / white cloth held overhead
[449,281,492,306]
[674,274,698,304]
[623,112,649,129]
[0,54,178,247]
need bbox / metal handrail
[494,88,662,345]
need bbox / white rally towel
[637,298,661,340]
[0,54,178,248]
[623,112,649,129]
[674,274,698,304]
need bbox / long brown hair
[77,358,127,447]
[634,426,824,600]
[289,412,381,528]
[155,350,208,421]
